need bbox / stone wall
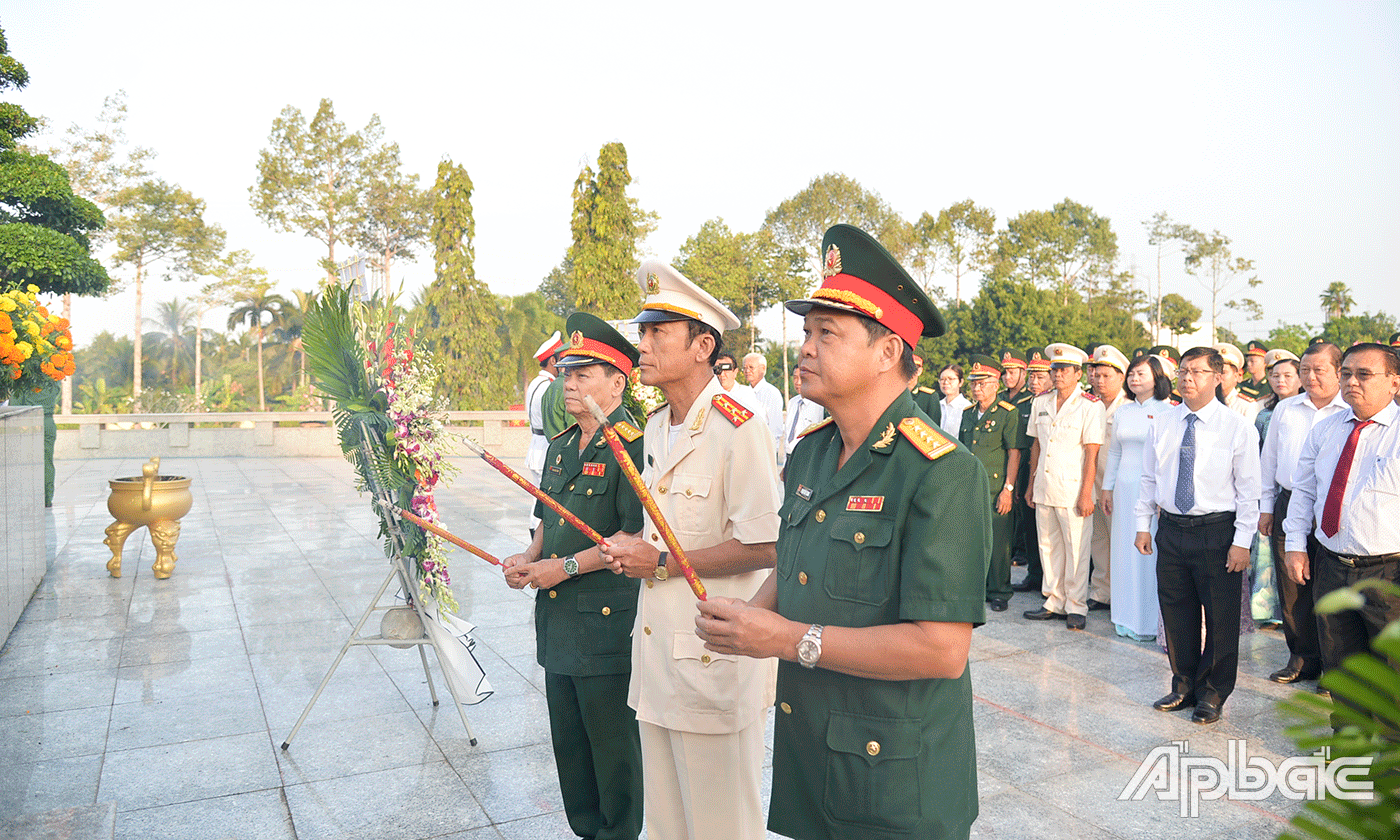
[1,406,44,642]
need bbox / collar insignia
[872,422,897,450]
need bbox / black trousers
[1269,489,1321,669]
[1313,551,1400,673]
[1156,516,1242,706]
[545,670,644,840]
[1014,450,1042,586]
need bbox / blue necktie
[1174,414,1198,514]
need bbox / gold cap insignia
[822,244,842,278]
[646,272,660,294]
[570,330,584,348]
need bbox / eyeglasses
[1340,370,1386,382]
[1178,367,1216,379]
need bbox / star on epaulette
[799,417,835,437]
[998,400,1016,411]
[712,393,753,427]
[898,416,958,460]
[550,423,578,441]
[615,420,643,442]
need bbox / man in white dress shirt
[1087,344,1129,611]
[1024,343,1105,631]
[1257,342,1346,684]
[1137,346,1261,725]
[742,352,785,461]
[1282,342,1400,685]
[783,369,825,455]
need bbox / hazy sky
[9,1,1399,348]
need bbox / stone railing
[3,406,44,640]
[54,410,530,459]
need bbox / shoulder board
[916,386,937,394]
[1236,392,1256,403]
[550,423,578,441]
[898,416,958,461]
[798,416,835,438]
[1082,393,1101,402]
[711,393,753,427]
[998,401,1016,411]
[614,420,643,442]
[1015,391,1035,404]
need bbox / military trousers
[1089,504,1112,604]
[546,670,643,840]
[1036,505,1092,616]
[638,718,766,840]
[985,492,1014,601]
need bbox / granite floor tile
[443,743,564,825]
[422,688,551,756]
[113,789,295,840]
[113,653,256,705]
[969,787,1128,840]
[283,761,490,840]
[117,625,247,668]
[0,803,114,840]
[0,666,117,718]
[274,709,445,785]
[0,704,111,764]
[97,731,282,812]
[107,685,267,752]
[0,754,103,817]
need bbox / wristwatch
[1003,483,1014,492]
[654,552,669,581]
[563,556,579,577]
[797,624,824,669]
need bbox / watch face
[564,558,579,577]
[653,564,668,581]
[797,638,818,665]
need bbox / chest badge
[582,462,606,477]
[797,484,813,501]
[846,495,884,512]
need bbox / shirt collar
[1182,396,1222,423]
[1344,400,1398,427]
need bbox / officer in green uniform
[502,312,645,840]
[1240,340,1272,401]
[997,348,1030,567]
[542,371,569,438]
[1011,348,1050,594]
[909,354,942,424]
[959,354,1023,611]
[696,224,991,840]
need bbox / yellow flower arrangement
[0,285,75,401]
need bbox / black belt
[1320,545,1400,569]
[1160,510,1235,528]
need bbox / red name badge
[846,495,884,512]
[582,462,606,477]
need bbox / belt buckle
[1337,553,1357,568]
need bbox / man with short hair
[1258,342,1346,684]
[1087,344,1129,610]
[1138,347,1260,725]
[1241,340,1272,402]
[961,354,1023,612]
[784,368,825,455]
[1214,343,1262,422]
[695,223,989,840]
[1024,344,1105,630]
[602,260,781,840]
[742,351,785,459]
[1283,343,1400,686]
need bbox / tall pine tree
[564,142,651,318]
[419,159,512,409]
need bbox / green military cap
[1132,347,1149,359]
[999,348,1026,370]
[1083,342,1102,358]
[1245,339,1268,358]
[1308,336,1327,347]
[1026,348,1050,371]
[786,224,945,344]
[1147,345,1180,365]
[967,354,1002,380]
[557,312,640,377]
[1389,332,1400,348]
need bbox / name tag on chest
[582,462,606,477]
[846,495,885,512]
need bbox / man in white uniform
[742,352,785,460]
[601,260,781,840]
[525,332,564,532]
[1214,343,1262,423]
[1087,344,1129,610]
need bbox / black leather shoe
[1086,599,1110,611]
[1012,580,1040,593]
[1153,692,1196,711]
[1191,701,1223,724]
[1066,614,1086,630]
[1023,608,1066,620]
[1268,657,1321,684]
[1011,556,1027,567]
[989,598,1008,612]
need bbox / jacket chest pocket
[823,711,922,832]
[823,515,896,606]
[540,468,569,495]
[571,471,610,502]
[776,495,812,579]
[669,473,712,535]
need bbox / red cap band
[564,336,633,377]
[811,274,923,346]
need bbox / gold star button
[658,486,668,494]
[568,484,574,491]
[559,517,565,526]
[866,741,880,756]
[854,532,866,544]
[798,572,808,585]
[651,534,660,542]
[685,488,693,497]
[549,554,558,559]
[586,488,593,496]
[815,510,826,523]
[646,580,654,589]
[644,626,651,634]
[549,590,557,599]
[780,702,792,714]
[701,654,711,665]
[601,606,611,616]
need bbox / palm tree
[146,297,198,389]
[273,290,317,398]
[1319,281,1355,322]
[227,285,289,411]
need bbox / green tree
[500,291,564,395]
[675,219,785,351]
[73,330,133,398]
[964,277,1063,359]
[1320,310,1397,348]
[109,179,225,398]
[1319,281,1355,322]
[993,199,1118,306]
[1159,292,1201,342]
[564,141,653,318]
[1142,211,1194,344]
[1182,228,1259,341]
[1266,322,1313,358]
[227,285,288,411]
[915,199,995,305]
[147,297,197,388]
[762,173,913,287]
[354,142,430,296]
[419,159,513,409]
[194,249,266,408]
[0,27,109,297]
[250,98,382,280]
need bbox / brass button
[550,554,558,559]
[854,532,866,544]
[568,484,574,491]
[780,702,792,714]
[644,626,651,634]
[866,741,880,756]
[815,510,826,522]
[658,486,668,494]
[685,488,693,497]
[586,488,593,496]
[798,571,808,585]
[701,654,711,665]
[646,580,654,589]
[559,517,565,526]
[651,534,660,542]
[549,590,557,599]
[601,606,611,616]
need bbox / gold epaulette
[898,416,957,461]
[615,420,643,442]
[712,393,753,427]
[998,400,1015,411]
[916,385,937,394]
[798,417,835,437]
[550,423,578,441]
[1082,392,1101,402]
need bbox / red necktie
[1320,419,1374,538]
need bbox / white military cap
[1089,344,1129,373]
[1264,348,1300,368]
[1212,343,1245,369]
[632,259,741,333]
[1046,342,1089,367]
[532,331,564,363]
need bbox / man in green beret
[960,354,1023,612]
[696,223,991,840]
[502,312,646,840]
